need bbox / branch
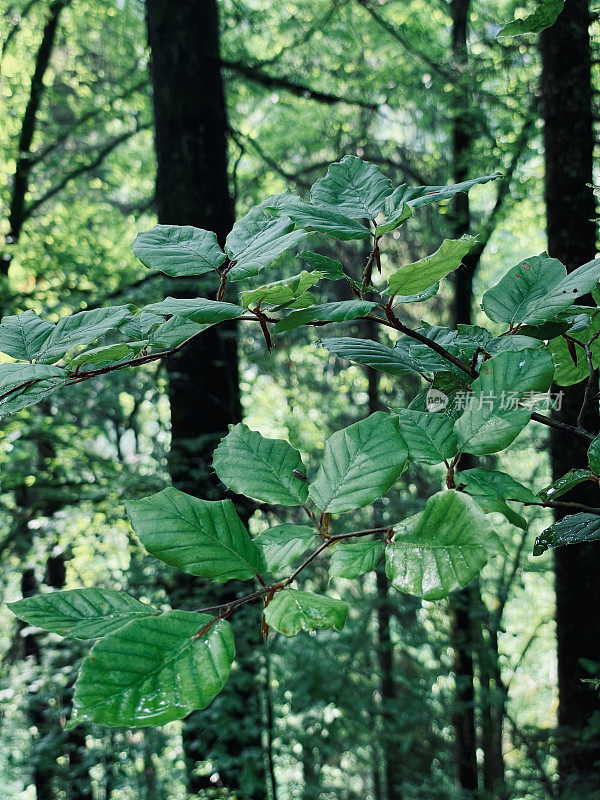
[253,1,340,67]
[355,0,451,80]
[28,74,148,167]
[1,0,41,61]
[3,0,69,270]
[380,304,478,379]
[229,128,312,189]
[220,57,379,109]
[26,122,152,216]
[472,96,539,260]
[193,525,391,619]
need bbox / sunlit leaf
[309,412,408,513]
[132,225,226,276]
[8,588,157,639]
[387,236,476,296]
[499,0,564,37]
[386,490,501,599]
[213,423,308,506]
[310,155,392,219]
[70,611,234,727]
[264,589,348,636]
[127,488,265,581]
[254,524,316,571]
[329,539,385,579]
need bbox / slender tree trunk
[144,2,266,797]
[1,0,68,277]
[540,0,600,793]
[448,1,479,795]
[365,324,403,800]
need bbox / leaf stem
[193,524,391,618]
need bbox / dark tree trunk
[144,2,266,797]
[1,0,68,277]
[540,0,600,792]
[448,1,479,795]
[366,316,403,800]
[375,568,404,800]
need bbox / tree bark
[1,0,68,276]
[540,0,600,792]
[144,2,266,797]
[448,1,479,795]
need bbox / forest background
[0,1,598,799]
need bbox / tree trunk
[144,2,266,797]
[448,1,479,795]
[540,0,600,792]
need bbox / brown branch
[193,525,391,620]
[220,57,379,110]
[28,75,148,167]
[26,122,152,216]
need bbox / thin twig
[193,525,391,619]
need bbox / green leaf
[213,423,308,506]
[455,468,539,530]
[384,173,501,213]
[226,207,307,281]
[388,236,476,296]
[69,341,146,368]
[589,436,600,475]
[310,156,392,219]
[454,349,555,455]
[375,203,412,237]
[266,196,370,241]
[132,225,226,277]
[392,283,439,304]
[240,271,321,309]
[274,301,377,334]
[534,513,600,556]
[127,488,265,582]
[142,297,245,324]
[538,469,597,502]
[0,375,67,415]
[385,490,500,600]
[482,254,600,326]
[119,311,163,340]
[0,363,66,393]
[8,588,157,639]
[299,251,347,282]
[263,589,348,636]
[0,310,53,361]
[70,611,234,727]
[499,0,564,37]
[149,317,206,349]
[37,306,132,364]
[456,468,539,503]
[393,410,458,464]
[548,315,600,386]
[329,539,385,579]
[309,412,408,514]
[254,524,316,571]
[320,337,417,376]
